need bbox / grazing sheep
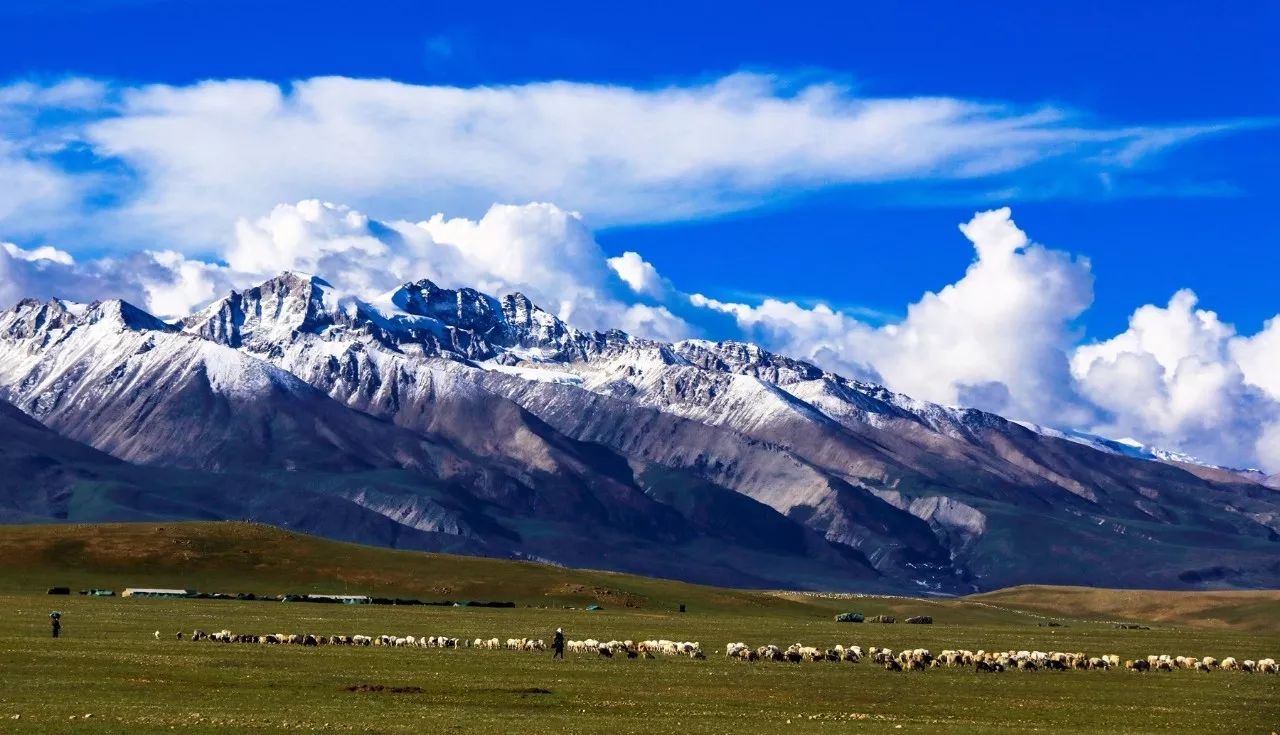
[758,645,784,662]
[178,624,1277,686]
[975,659,1002,673]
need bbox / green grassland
[0,522,1276,734]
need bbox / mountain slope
[0,295,884,590]
[1,272,1277,592]
[179,274,1280,589]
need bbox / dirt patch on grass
[552,583,646,608]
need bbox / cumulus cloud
[0,239,235,319]
[1072,291,1280,470]
[0,73,1250,251]
[1231,316,1280,402]
[607,251,670,300]
[228,200,693,340]
[685,209,1280,471]
[1,198,692,337]
[691,208,1096,424]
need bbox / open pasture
[0,523,1276,734]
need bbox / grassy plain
[0,522,1275,734]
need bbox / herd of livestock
[171,629,1276,674]
[178,630,706,659]
[725,642,1278,673]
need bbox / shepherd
[50,611,61,639]
[552,628,565,660]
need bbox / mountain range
[1,271,1277,593]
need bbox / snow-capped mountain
[2,272,1278,592]
[1014,421,1230,471]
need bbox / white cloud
[1255,423,1280,475]
[0,74,1246,251]
[691,208,1095,424]
[1071,291,1280,470]
[0,140,85,230]
[607,251,669,299]
[0,239,237,320]
[1231,315,1280,402]
[228,199,694,340]
[2,242,74,265]
[1,199,692,338]
[686,209,1280,471]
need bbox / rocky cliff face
[1,272,1277,592]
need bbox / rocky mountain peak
[183,271,338,348]
[390,279,505,333]
[673,339,824,385]
[80,299,173,333]
[0,298,81,341]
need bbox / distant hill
[0,521,815,614]
[972,585,1280,633]
[3,521,1278,633]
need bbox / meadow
[0,523,1275,734]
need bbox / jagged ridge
[0,272,1277,592]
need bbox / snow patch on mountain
[195,341,310,398]
[477,360,585,386]
[1013,420,1241,471]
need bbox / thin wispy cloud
[0,72,1261,252]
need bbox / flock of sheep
[566,638,704,658]
[168,629,1274,674]
[724,642,1279,674]
[173,630,704,659]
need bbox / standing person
[50,611,61,639]
[552,627,565,660]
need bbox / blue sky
[2,0,1276,337]
[1,1,1279,467]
